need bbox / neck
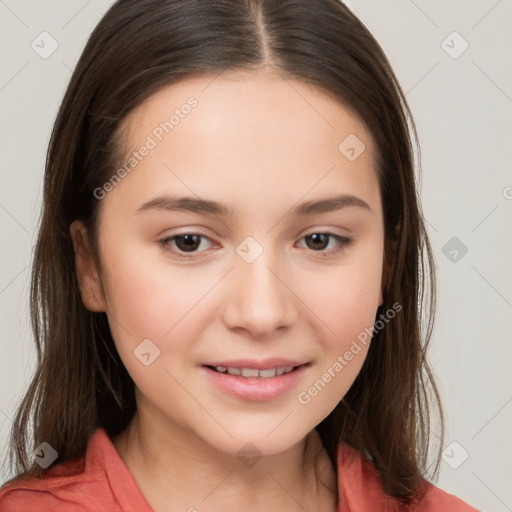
[112,402,337,511]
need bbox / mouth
[200,360,311,401]
[203,364,305,378]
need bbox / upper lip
[201,358,309,370]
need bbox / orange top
[0,427,478,511]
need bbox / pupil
[176,234,200,252]
[308,233,328,250]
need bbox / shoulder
[0,427,151,512]
[336,441,480,511]
[0,456,92,512]
[416,484,480,511]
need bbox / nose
[222,246,298,339]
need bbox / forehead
[122,68,372,154]
[109,69,380,220]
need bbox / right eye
[158,233,216,259]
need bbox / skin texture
[70,67,385,511]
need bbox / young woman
[0,0,478,510]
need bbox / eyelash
[158,232,353,260]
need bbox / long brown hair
[2,0,443,504]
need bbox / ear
[70,220,107,312]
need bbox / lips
[200,358,311,401]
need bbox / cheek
[294,278,379,423]
[297,242,383,400]
[101,253,209,338]
[98,250,213,404]
[309,245,384,346]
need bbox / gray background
[1,1,511,510]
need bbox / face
[71,68,385,458]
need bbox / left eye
[158,232,352,259]
[297,232,352,254]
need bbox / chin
[196,413,316,460]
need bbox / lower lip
[201,365,309,401]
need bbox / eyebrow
[135,193,373,217]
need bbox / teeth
[214,365,297,378]
[259,368,277,378]
[241,368,260,377]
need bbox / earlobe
[69,220,107,312]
